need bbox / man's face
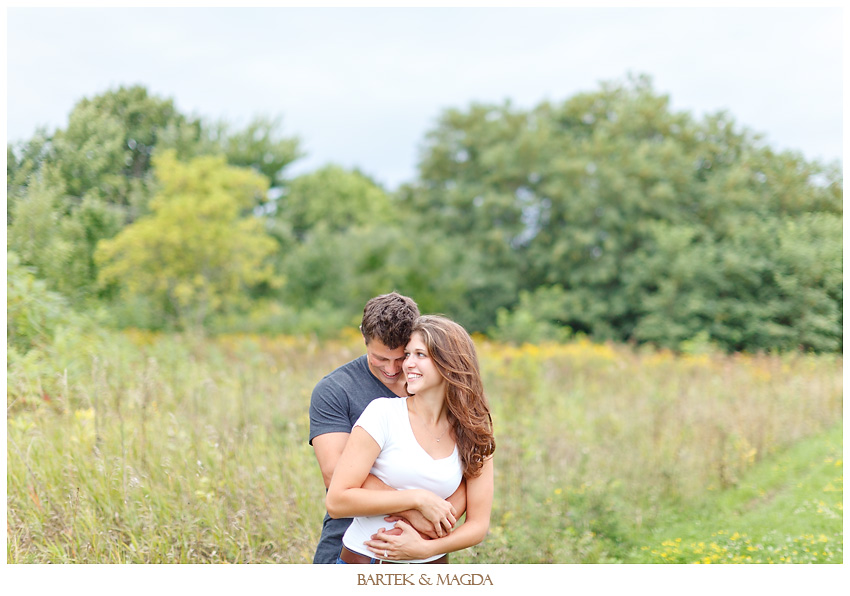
[365,337,407,386]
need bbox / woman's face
[404,332,446,396]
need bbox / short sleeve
[309,377,352,444]
[353,398,391,450]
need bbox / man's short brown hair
[360,292,420,349]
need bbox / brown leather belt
[340,546,448,564]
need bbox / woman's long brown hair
[411,315,495,478]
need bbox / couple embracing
[308,292,496,564]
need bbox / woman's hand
[413,489,457,537]
[363,520,434,561]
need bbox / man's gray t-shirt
[308,354,401,564]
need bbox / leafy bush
[7,251,107,409]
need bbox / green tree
[278,224,480,321]
[269,166,391,317]
[404,74,842,351]
[8,86,302,310]
[7,128,51,220]
[489,285,573,345]
[200,116,302,194]
[47,85,202,218]
[274,164,396,243]
[7,87,204,304]
[628,213,842,352]
[269,164,506,333]
[95,151,280,330]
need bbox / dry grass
[6,330,842,563]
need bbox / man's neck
[380,377,408,397]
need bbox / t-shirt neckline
[403,397,457,462]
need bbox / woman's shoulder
[363,395,406,413]
[357,397,408,433]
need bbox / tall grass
[470,339,842,562]
[6,330,842,563]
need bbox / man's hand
[364,520,433,562]
[382,477,468,539]
[383,510,439,539]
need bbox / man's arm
[384,479,467,539]
[313,431,397,490]
[312,432,350,489]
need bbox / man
[308,292,465,564]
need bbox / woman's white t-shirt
[341,397,462,563]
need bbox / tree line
[7,75,843,353]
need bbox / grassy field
[625,423,842,563]
[6,330,843,563]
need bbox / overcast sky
[6,6,844,191]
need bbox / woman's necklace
[410,401,449,442]
[424,423,448,443]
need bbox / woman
[326,315,495,563]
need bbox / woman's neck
[407,392,447,425]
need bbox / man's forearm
[358,475,440,538]
[362,478,467,540]
[362,473,394,491]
